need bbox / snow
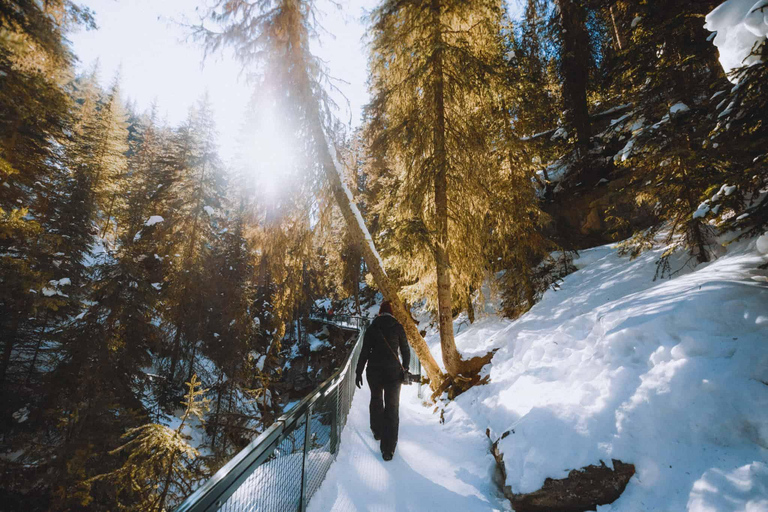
[307,384,504,512]
[550,127,568,141]
[151,282,162,290]
[688,462,768,511]
[144,215,164,226]
[693,201,712,218]
[712,184,738,203]
[430,239,768,510]
[614,138,635,162]
[706,0,768,79]
[256,354,267,371]
[203,205,215,216]
[757,232,768,254]
[12,406,29,423]
[670,102,691,115]
[308,335,330,352]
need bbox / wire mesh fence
[175,316,391,512]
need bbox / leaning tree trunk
[309,116,443,387]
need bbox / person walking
[355,301,410,461]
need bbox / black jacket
[356,313,410,376]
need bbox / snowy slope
[429,238,768,511]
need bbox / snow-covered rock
[706,0,768,79]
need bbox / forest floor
[311,234,768,512]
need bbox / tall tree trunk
[211,372,225,450]
[609,5,623,51]
[353,266,362,316]
[557,0,592,156]
[167,319,184,391]
[431,0,465,377]
[100,191,119,239]
[466,289,475,324]
[0,316,19,396]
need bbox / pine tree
[364,0,507,377]
[555,0,592,156]
[92,375,210,511]
[192,0,447,387]
[0,0,93,401]
[162,96,227,397]
[609,0,726,270]
[705,42,768,237]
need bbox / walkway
[307,381,505,512]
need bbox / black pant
[366,366,402,455]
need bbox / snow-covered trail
[307,381,506,512]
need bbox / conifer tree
[609,0,725,269]
[364,0,507,376]
[93,375,210,511]
[0,0,92,398]
[193,0,448,387]
[163,96,226,396]
[555,0,592,156]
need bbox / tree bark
[0,316,19,395]
[430,0,468,377]
[609,5,623,51]
[557,0,592,156]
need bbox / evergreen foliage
[0,0,766,508]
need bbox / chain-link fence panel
[218,415,307,512]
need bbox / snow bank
[706,0,768,79]
[433,239,768,511]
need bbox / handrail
[175,314,421,512]
[175,316,369,512]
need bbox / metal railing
[308,314,367,332]
[175,315,421,512]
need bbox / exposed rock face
[505,460,635,512]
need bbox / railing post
[299,405,312,512]
[330,386,339,454]
[417,355,422,399]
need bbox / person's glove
[355,373,363,389]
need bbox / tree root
[429,349,497,401]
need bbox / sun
[240,103,298,201]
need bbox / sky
[69,0,379,162]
